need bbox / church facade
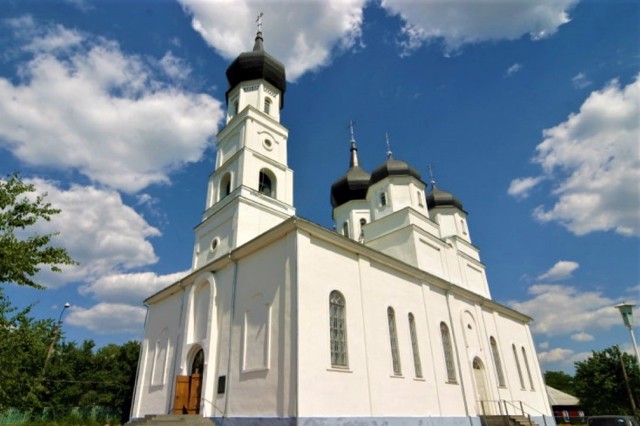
[130,31,554,426]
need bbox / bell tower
[192,30,295,269]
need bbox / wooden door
[173,375,190,414]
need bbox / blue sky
[0,0,638,374]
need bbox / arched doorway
[173,348,204,415]
[473,357,491,415]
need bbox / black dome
[426,186,465,211]
[225,32,286,108]
[370,156,421,185]
[331,142,371,208]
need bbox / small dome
[426,185,464,211]
[225,32,286,108]
[331,141,371,208]
[370,156,421,185]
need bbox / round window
[210,237,220,252]
[263,139,273,151]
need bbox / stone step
[129,415,216,426]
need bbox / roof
[330,141,371,207]
[225,31,286,108]
[426,185,465,212]
[546,385,580,406]
[143,216,533,325]
[370,156,422,185]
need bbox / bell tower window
[220,173,231,199]
[380,192,388,207]
[258,169,274,197]
[264,97,272,115]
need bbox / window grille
[387,307,402,375]
[408,313,423,378]
[522,347,535,390]
[512,344,525,389]
[490,337,506,387]
[330,291,348,367]
[440,322,456,382]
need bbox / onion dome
[225,31,286,108]
[370,155,421,185]
[331,141,371,208]
[426,184,465,211]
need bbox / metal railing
[479,399,549,426]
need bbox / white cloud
[380,0,578,55]
[537,260,580,281]
[571,332,594,342]
[539,341,550,350]
[513,76,640,236]
[80,270,190,305]
[24,179,160,287]
[508,284,620,336]
[507,63,523,77]
[538,347,574,363]
[572,72,592,89]
[177,0,366,81]
[0,19,223,193]
[65,302,146,334]
[508,176,544,199]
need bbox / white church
[130,30,554,426]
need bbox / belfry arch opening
[258,169,276,197]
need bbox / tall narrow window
[512,344,525,389]
[264,97,272,115]
[387,307,401,375]
[380,192,388,206]
[220,173,231,198]
[490,337,506,387]
[330,291,348,367]
[258,170,273,197]
[342,221,349,238]
[408,313,423,378]
[233,100,239,116]
[441,322,456,382]
[522,347,535,390]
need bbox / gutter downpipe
[129,303,150,420]
[446,286,474,426]
[223,252,239,418]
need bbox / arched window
[522,347,535,390]
[342,221,349,238]
[490,337,506,387]
[220,173,231,198]
[191,348,204,375]
[264,97,272,115]
[512,344,525,389]
[329,291,348,367]
[258,169,274,197]
[440,322,456,382]
[408,313,423,378]
[387,307,401,375]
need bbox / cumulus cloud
[537,347,574,363]
[0,18,223,193]
[177,0,366,81]
[508,284,620,336]
[508,176,544,199]
[80,270,190,305]
[537,260,580,281]
[65,302,147,334]
[380,0,578,55]
[24,179,160,287]
[571,332,594,342]
[511,76,640,236]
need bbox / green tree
[0,288,56,410]
[0,173,76,289]
[574,345,640,415]
[544,370,576,395]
